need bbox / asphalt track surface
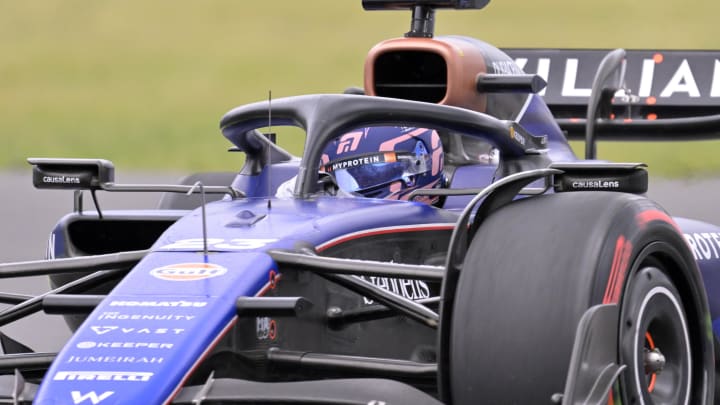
[0,170,718,352]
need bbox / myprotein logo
[150,262,227,281]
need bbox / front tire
[446,191,713,404]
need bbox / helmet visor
[323,147,430,193]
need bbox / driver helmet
[320,126,444,204]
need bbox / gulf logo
[150,263,227,281]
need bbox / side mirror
[28,158,115,190]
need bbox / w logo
[71,391,114,404]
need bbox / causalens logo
[150,262,227,281]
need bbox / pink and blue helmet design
[320,126,444,202]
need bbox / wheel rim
[624,267,692,405]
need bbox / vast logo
[90,326,185,335]
[159,238,278,251]
[150,262,227,281]
[71,391,114,404]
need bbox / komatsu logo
[109,300,207,307]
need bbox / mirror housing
[28,158,115,190]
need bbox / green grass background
[2,0,719,177]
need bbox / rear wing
[504,49,720,142]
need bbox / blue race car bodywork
[3,1,720,404]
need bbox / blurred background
[2,0,720,176]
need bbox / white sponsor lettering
[76,341,174,349]
[97,312,196,321]
[491,60,523,75]
[660,59,700,98]
[46,232,56,260]
[71,391,114,404]
[513,57,550,96]
[90,326,115,335]
[43,176,81,184]
[358,276,431,305]
[712,60,720,98]
[109,300,207,308]
[638,58,656,97]
[536,58,550,96]
[67,355,164,364]
[570,180,620,189]
[516,54,720,100]
[90,326,184,335]
[684,232,720,261]
[57,371,152,382]
[150,262,227,281]
[256,317,277,341]
[331,155,381,171]
[514,57,527,71]
[561,59,592,97]
[160,238,277,251]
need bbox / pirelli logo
[54,371,153,382]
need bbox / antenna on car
[266,90,274,209]
[187,181,209,259]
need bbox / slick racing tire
[157,171,237,210]
[448,191,714,405]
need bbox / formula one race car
[1,0,720,404]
